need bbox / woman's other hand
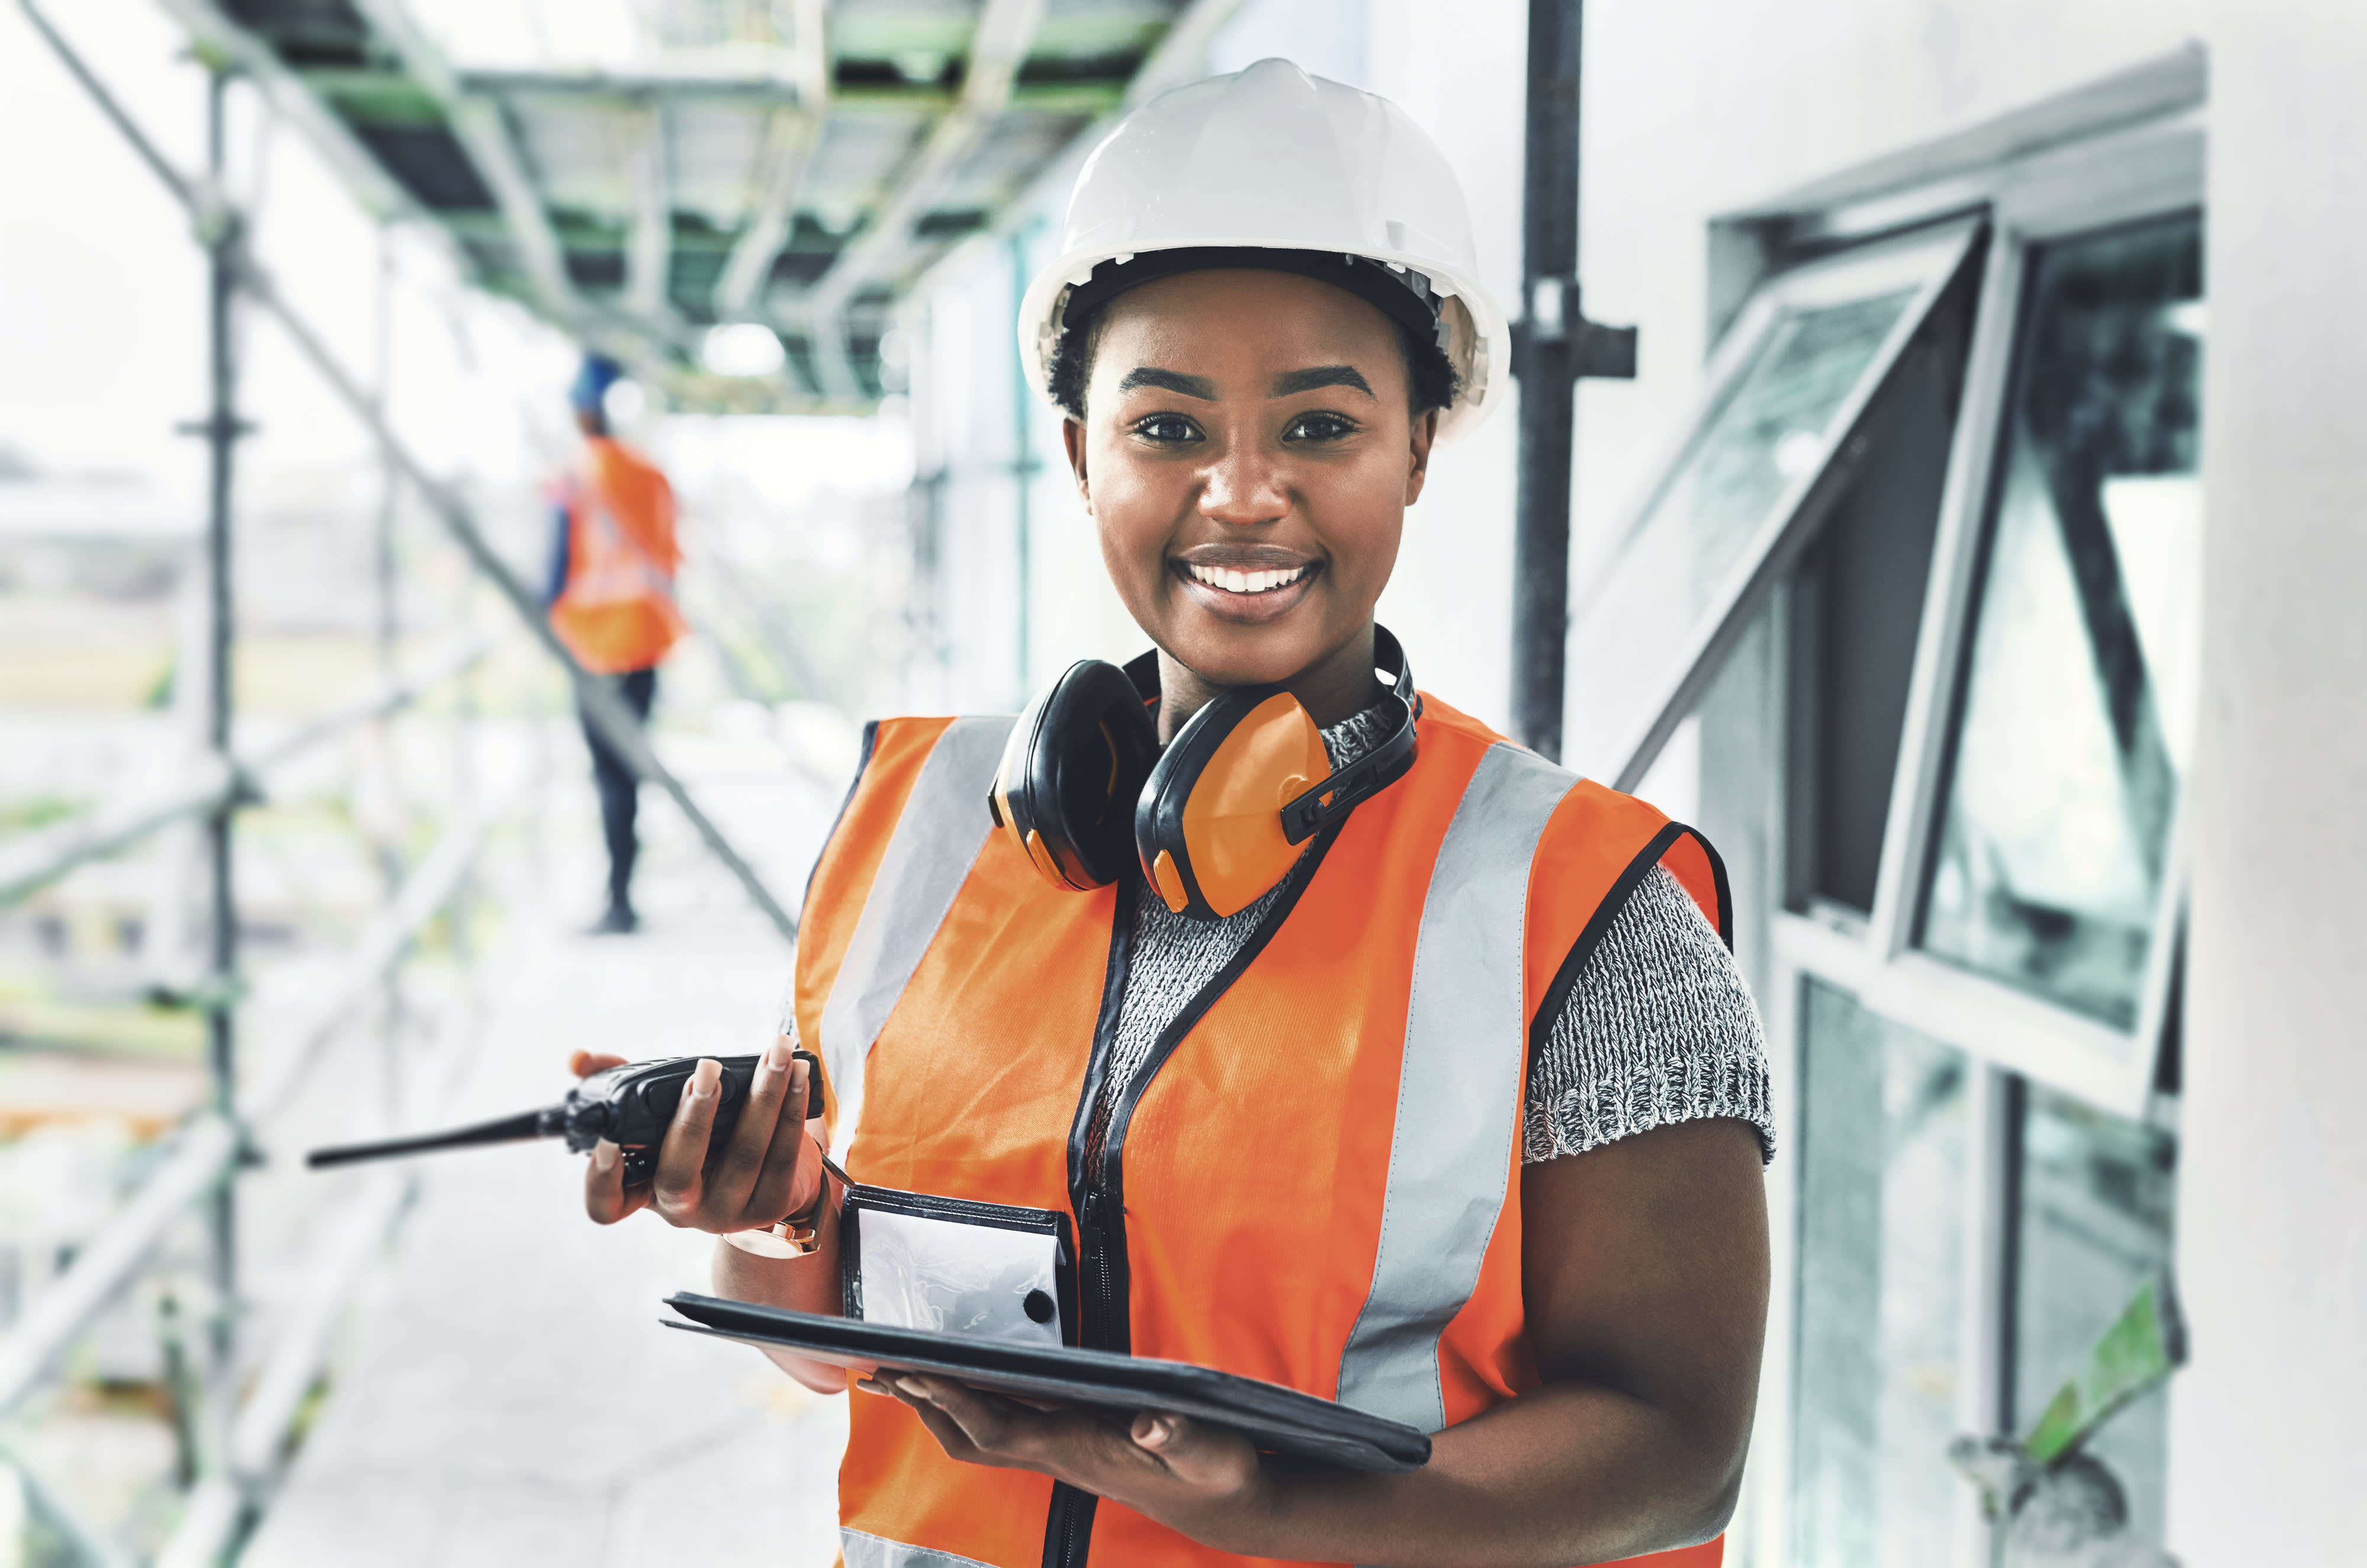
[869,1117,1767,1565]
[576,1039,822,1231]
[865,1375,1270,1551]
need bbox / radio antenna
[307,1109,552,1169]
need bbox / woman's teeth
[1185,563,1310,595]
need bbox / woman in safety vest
[579,60,1771,1568]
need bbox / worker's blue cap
[569,352,625,414]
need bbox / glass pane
[2013,1083,2178,1544]
[1566,284,1919,777]
[1920,214,2203,1026]
[1786,285,1972,915]
[1794,980,1969,1568]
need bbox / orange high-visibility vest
[797,693,1733,1568]
[550,437,683,675]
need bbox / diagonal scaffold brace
[20,0,800,943]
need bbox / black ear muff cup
[990,660,1159,890]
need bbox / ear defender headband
[988,628,1421,921]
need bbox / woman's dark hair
[1046,290,1459,422]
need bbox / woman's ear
[1404,408,1440,506]
[1062,417,1092,512]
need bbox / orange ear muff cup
[1137,689,1331,919]
[1180,693,1330,917]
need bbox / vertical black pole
[200,64,241,1392]
[1511,0,1584,763]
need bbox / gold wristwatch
[721,1154,846,1259]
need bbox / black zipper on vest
[1040,829,1342,1568]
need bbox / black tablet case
[661,1292,1431,1473]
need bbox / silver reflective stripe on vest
[1334,741,1576,1433]
[817,716,1016,1096]
[840,1527,1000,1568]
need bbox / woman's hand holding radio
[574,1038,824,1233]
[573,1040,847,1395]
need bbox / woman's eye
[1131,414,1202,444]
[1284,412,1359,443]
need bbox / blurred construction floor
[240,751,849,1567]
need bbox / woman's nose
[1198,445,1289,527]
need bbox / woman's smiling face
[1063,268,1437,709]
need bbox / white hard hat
[1018,58,1507,440]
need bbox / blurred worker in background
[546,352,684,935]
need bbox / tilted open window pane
[1565,221,1978,791]
[1786,274,1977,917]
[1918,214,2201,1028]
[1793,980,1969,1568]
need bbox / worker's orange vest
[796,694,1733,1568]
[550,437,683,675]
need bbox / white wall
[1361,0,1530,734]
[2175,4,2367,1560]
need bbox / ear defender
[989,659,1161,890]
[992,628,1421,919]
[1134,685,1330,918]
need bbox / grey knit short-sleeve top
[1085,701,1775,1168]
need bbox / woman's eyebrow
[1117,367,1217,399]
[1269,364,1373,398]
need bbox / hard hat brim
[1018,239,1508,442]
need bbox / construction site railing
[0,630,494,1463]
[0,640,530,1566]
[0,636,492,911]
[0,631,498,1433]
[5,7,823,1559]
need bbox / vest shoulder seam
[1527,819,1697,1056]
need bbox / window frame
[1566,217,1985,795]
[1830,107,2202,1118]
[1689,62,2207,1568]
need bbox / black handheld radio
[305,1051,824,1186]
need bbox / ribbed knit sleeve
[1523,863,1775,1165]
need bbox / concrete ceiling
[162,0,1245,411]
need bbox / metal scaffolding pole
[19,0,799,944]
[372,232,401,681]
[370,227,409,1134]
[1510,0,1635,763]
[192,63,249,1473]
